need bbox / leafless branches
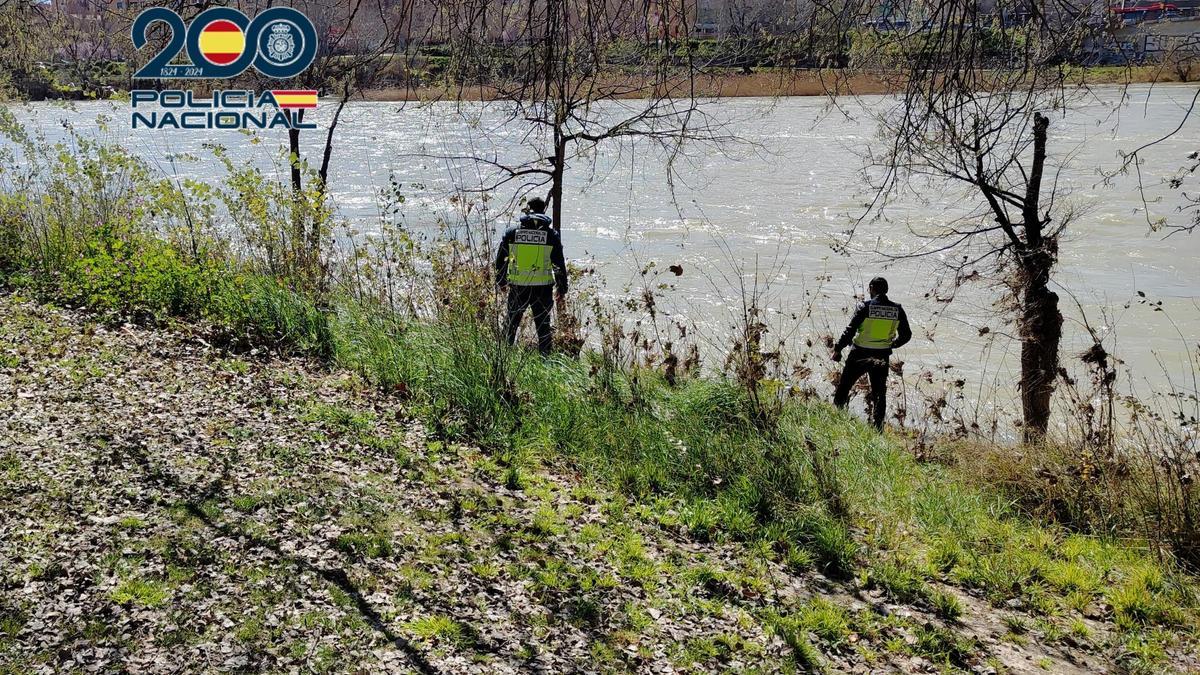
[1107,86,1200,238]
[818,0,1104,440]
[424,0,740,229]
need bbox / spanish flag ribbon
[270,90,319,109]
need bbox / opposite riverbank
[14,65,1195,103]
[365,66,1197,101]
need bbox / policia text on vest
[494,201,568,356]
[831,278,912,431]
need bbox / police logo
[134,6,317,79]
[259,19,304,67]
[267,23,295,62]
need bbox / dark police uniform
[495,213,567,355]
[833,295,912,430]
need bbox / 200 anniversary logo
[130,6,319,130]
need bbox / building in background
[1114,12,1200,59]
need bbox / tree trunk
[1017,113,1061,443]
[288,117,305,256]
[1019,267,1061,443]
[315,90,350,255]
[549,136,566,231]
[288,119,303,193]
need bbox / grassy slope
[1,291,1197,673]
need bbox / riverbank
[357,66,1194,101]
[1,105,1198,672]
[2,291,1197,672]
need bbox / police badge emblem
[266,22,296,64]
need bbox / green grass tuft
[930,590,964,623]
[110,578,169,607]
[910,623,976,668]
[334,531,394,559]
[405,615,476,649]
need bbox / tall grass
[1,113,1196,662]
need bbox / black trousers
[505,285,554,355]
[833,347,890,430]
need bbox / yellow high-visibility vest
[508,228,554,286]
[853,303,900,349]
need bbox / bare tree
[835,0,1096,441]
[1114,87,1200,239]
[436,0,737,230]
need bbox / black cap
[869,277,888,295]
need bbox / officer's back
[494,198,567,355]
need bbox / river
[4,85,1199,430]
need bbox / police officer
[832,277,912,431]
[495,197,567,355]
